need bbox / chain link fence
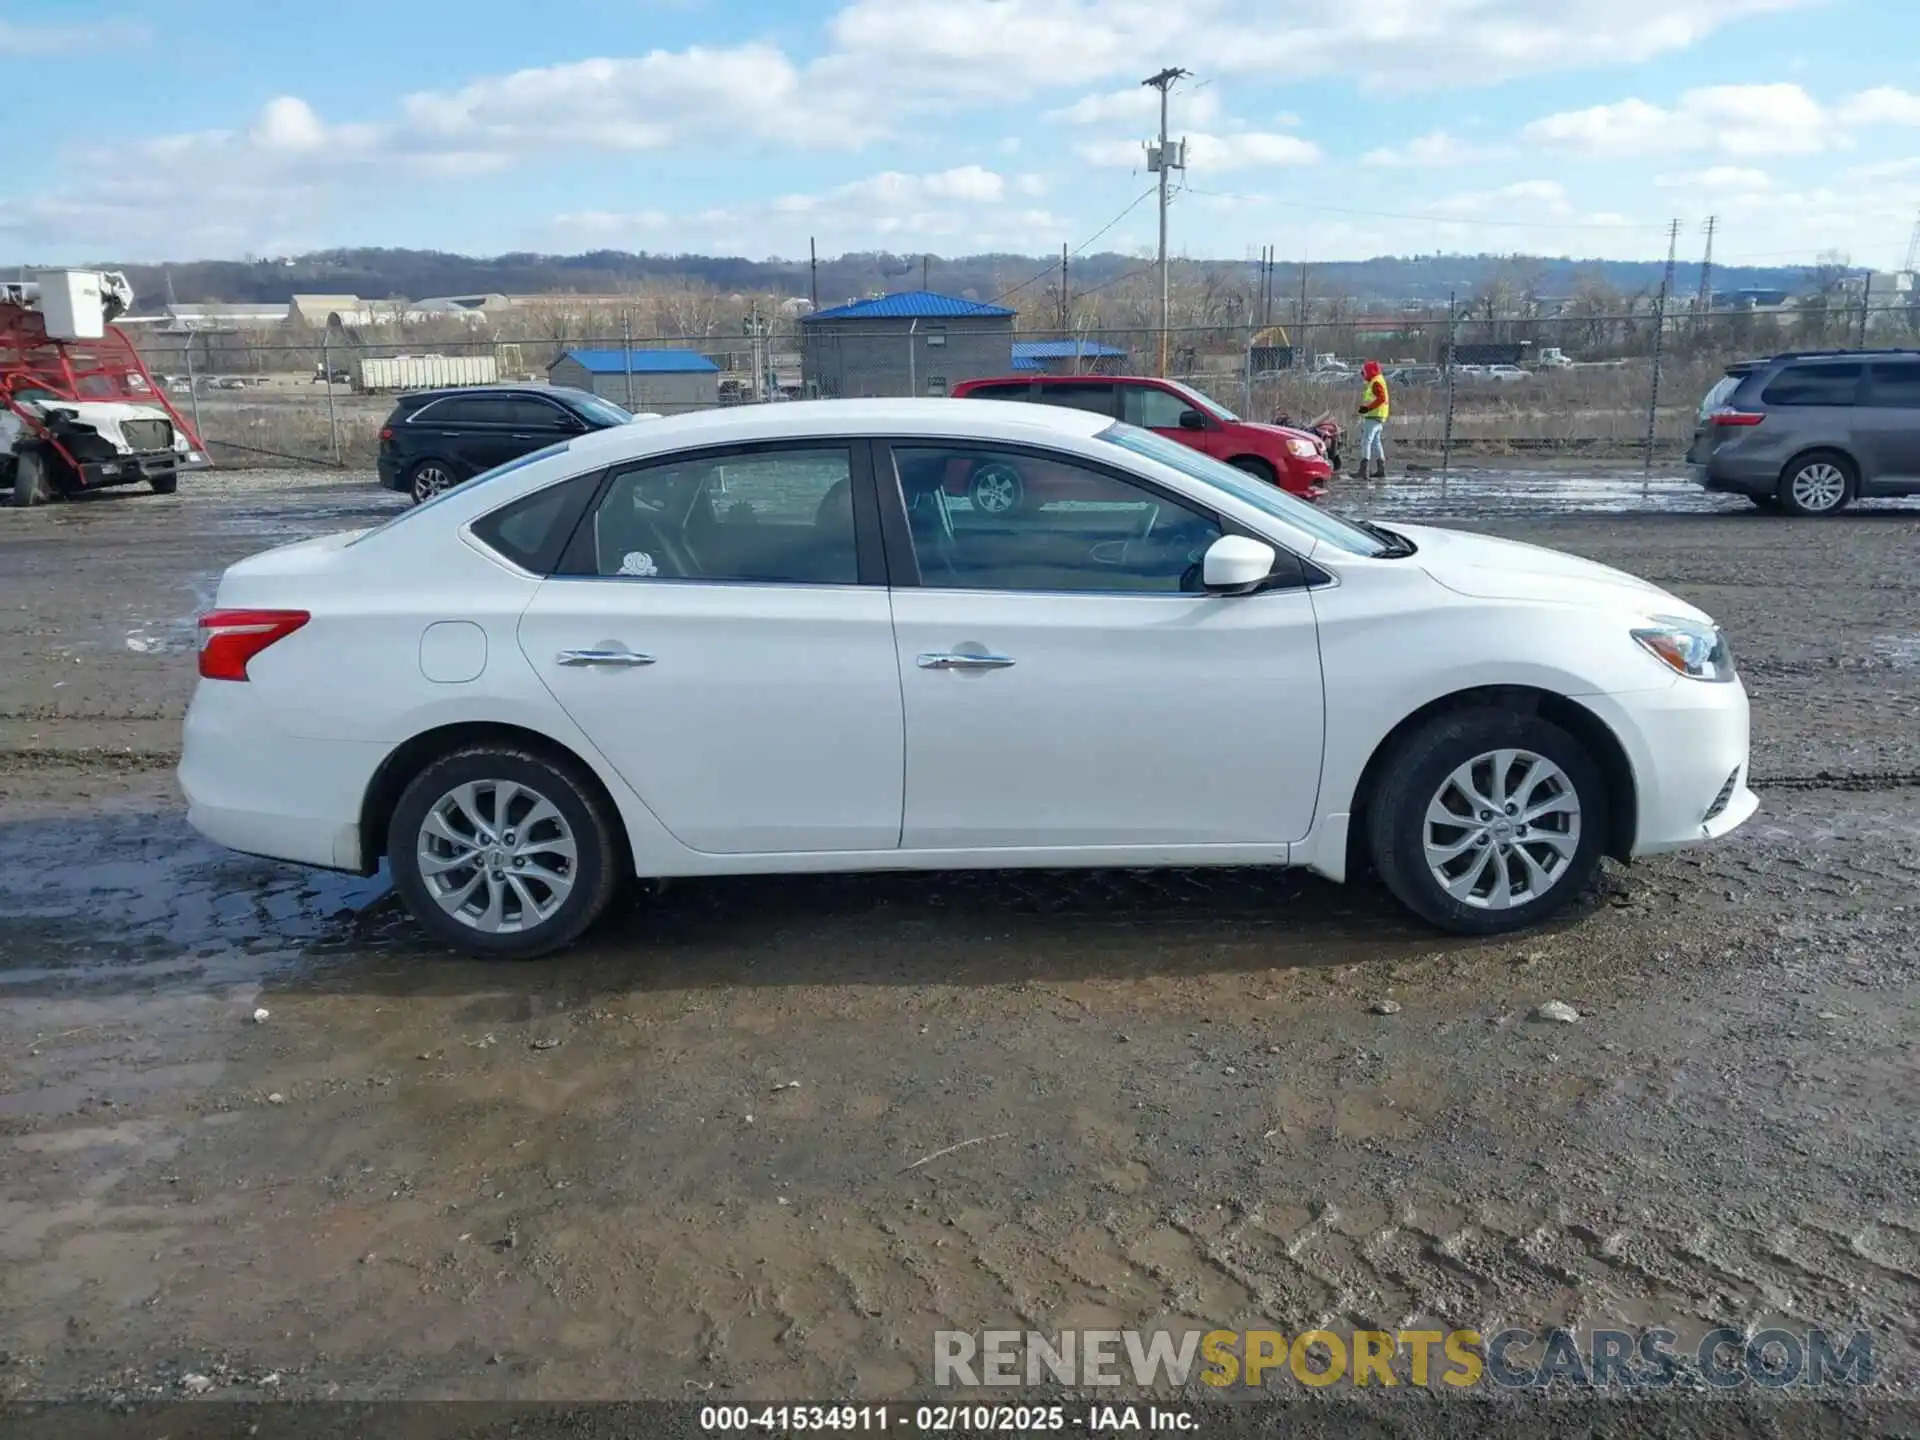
[132,296,1920,472]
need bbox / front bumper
[76,449,204,489]
[1577,676,1757,857]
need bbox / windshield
[345,440,576,546]
[565,392,635,428]
[1164,379,1239,423]
[1096,422,1390,557]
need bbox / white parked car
[180,400,1756,959]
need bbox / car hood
[1389,522,1711,623]
[28,399,171,423]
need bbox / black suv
[1687,348,1920,515]
[377,385,635,504]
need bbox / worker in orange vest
[1357,361,1389,478]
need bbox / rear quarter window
[468,470,602,574]
[1760,363,1863,407]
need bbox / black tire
[149,472,179,496]
[9,450,49,508]
[406,458,461,506]
[966,460,1025,517]
[1366,707,1608,936]
[387,745,621,959]
[1229,456,1278,485]
[1776,450,1855,517]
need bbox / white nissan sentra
[180,400,1757,959]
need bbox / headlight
[1284,437,1319,458]
[1632,616,1736,682]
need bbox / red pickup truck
[950,373,1332,512]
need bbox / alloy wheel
[415,779,578,933]
[410,464,455,504]
[1788,462,1846,513]
[969,465,1022,514]
[1422,748,1582,910]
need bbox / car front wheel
[1367,708,1606,935]
[387,746,621,959]
[9,450,50,507]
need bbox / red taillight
[198,609,309,681]
[1707,408,1764,427]
[378,425,394,442]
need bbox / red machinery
[2,274,208,504]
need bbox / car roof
[395,384,584,404]
[547,398,1112,463]
[958,374,1163,388]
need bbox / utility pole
[1058,243,1069,333]
[809,237,818,310]
[1142,66,1189,377]
[921,254,930,292]
[1643,217,1681,478]
[1696,215,1716,334]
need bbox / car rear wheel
[1777,452,1854,516]
[1367,708,1606,936]
[967,461,1025,516]
[9,450,49,508]
[1229,456,1277,485]
[407,459,459,505]
[387,746,621,959]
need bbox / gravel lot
[1,466,1916,1410]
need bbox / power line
[989,185,1160,306]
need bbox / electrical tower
[1905,210,1920,274]
[1142,66,1190,377]
[1696,215,1716,319]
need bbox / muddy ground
[1,466,1916,1409]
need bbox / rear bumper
[179,681,387,872]
[1577,678,1757,857]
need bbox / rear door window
[1866,361,1920,408]
[961,383,1032,401]
[1032,383,1117,417]
[1760,363,1863,407]
[413,396,512,425]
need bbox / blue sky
[3,0,1917,268]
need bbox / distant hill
[26,245,1843,314]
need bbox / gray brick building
[799,291,1017,399]
[547,349,720,412]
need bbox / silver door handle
[917,652,1016,670]
[556,649,656,667]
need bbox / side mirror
[1178,408,1208,430]
[1201,535,1276,595]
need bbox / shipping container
[355,354,499,393]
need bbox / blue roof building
[1010,339,1129,374]
[799,289,1020,399]
[802,290,1017,323]
[548,347,721,410]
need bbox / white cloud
[1077,131,1320,171]
[825,0,1827,96]
[1522,83,1840,157]
[1045,86,1222,128]
[1836,86,1920,127]
[1653,165,1774,191]
[1361,130,1504,167]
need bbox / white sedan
[180,400,1756,959]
